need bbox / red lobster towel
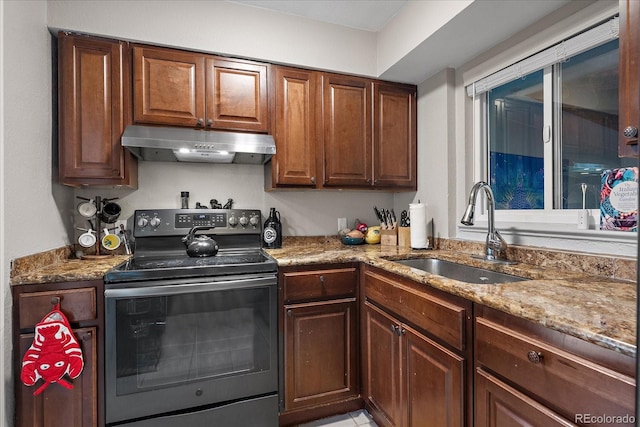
[21,303,84,395]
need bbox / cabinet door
[475,369,575,427]
[133,46,206,126]
[271,66,318,187]
[321,74,372,187]
[16,327,97,427]
[403,324,465,427]
[373,83,417,189]
[618,0,639,157]
[283,299,358,410]
[206,58,268,131]
[58,33,136,187]
[363,302,402,427]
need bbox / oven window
[113,287,272,395]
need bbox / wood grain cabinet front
[133,45,269,132]
[279,264,360,426]
[618,0,639,157]
[12,280,104,427]
[267,66,319,188]
[475,306,636,427]
[362,266,472,427]
[58,32,137,188]
[319,74,416,190]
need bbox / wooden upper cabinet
[132,45,269,132]
[133,46,205,127]
[619,0,639,158]
[58,33,137,187]
[206,58,268,131]
[321,73,372,187]
[269,66,318,187]
[373,83,417,189]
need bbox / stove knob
[239,215,249,227]
[249,214,260,228]
[228,215,238,227]
[149,217,161,228]
[137,217,149,228]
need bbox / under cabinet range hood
[121,125,276,164]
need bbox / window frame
[459,4,635,256]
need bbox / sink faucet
[460,181,508,261]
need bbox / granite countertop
[266,238,637,358]
[10,255,130,285]
[10,238,636,358]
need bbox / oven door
[104,274,277,425]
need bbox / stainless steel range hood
[121,125,276,164]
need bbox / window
[469,16,633,213]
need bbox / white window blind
[466,16,619,97]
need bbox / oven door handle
[104,275,276,298]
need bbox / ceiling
[227,0,576,84]
[228,0,408,31]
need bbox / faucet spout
[460,181,508,261]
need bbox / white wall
[47,0,378,77]
[75,162,394,238]
[395,68,456,241]
[1,1,75,424]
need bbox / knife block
[398,227,411,248]
[380,228,398,246]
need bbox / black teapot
[181,226,219,257]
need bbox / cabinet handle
[196,118,204,126]
[81,331,92,341]
[623,126,638,139]
[400,328,406,335]
[50,296,61,306]
[319,275,325,284]
[207,119,213,127]
[390,324,397,334]
[310,177,316,184]
[527,350,543,364]
[287,309,292,317]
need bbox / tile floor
[298,410,378,427]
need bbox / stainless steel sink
[395,258,527,284]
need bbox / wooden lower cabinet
[363,301,465,427]
[283,299,358,410]
[279,264,361,426]
[475,305,635,427]
[13,280,104,427]
[362,266,470,427]
[475,368,575,427]
[17,327,98,427]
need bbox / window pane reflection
[489,70,544,209]
[560,39,633,209]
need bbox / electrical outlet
[338,217,347,232]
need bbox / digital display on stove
[175,213,227,228]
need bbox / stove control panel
[132,209,263,237]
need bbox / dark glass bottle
[262,208,282,248]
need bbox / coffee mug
[77,200,97,218]
[101,229,121,250]
[100,202,121,224]
[78,229,97,248]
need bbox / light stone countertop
[266,238,637,358]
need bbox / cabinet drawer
[283,267,357,303]
[476,316,635,421]
[18,288,97,328]
[364,269,468,351]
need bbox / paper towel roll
[409,203,428,249]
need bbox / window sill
[457,221,637,258]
